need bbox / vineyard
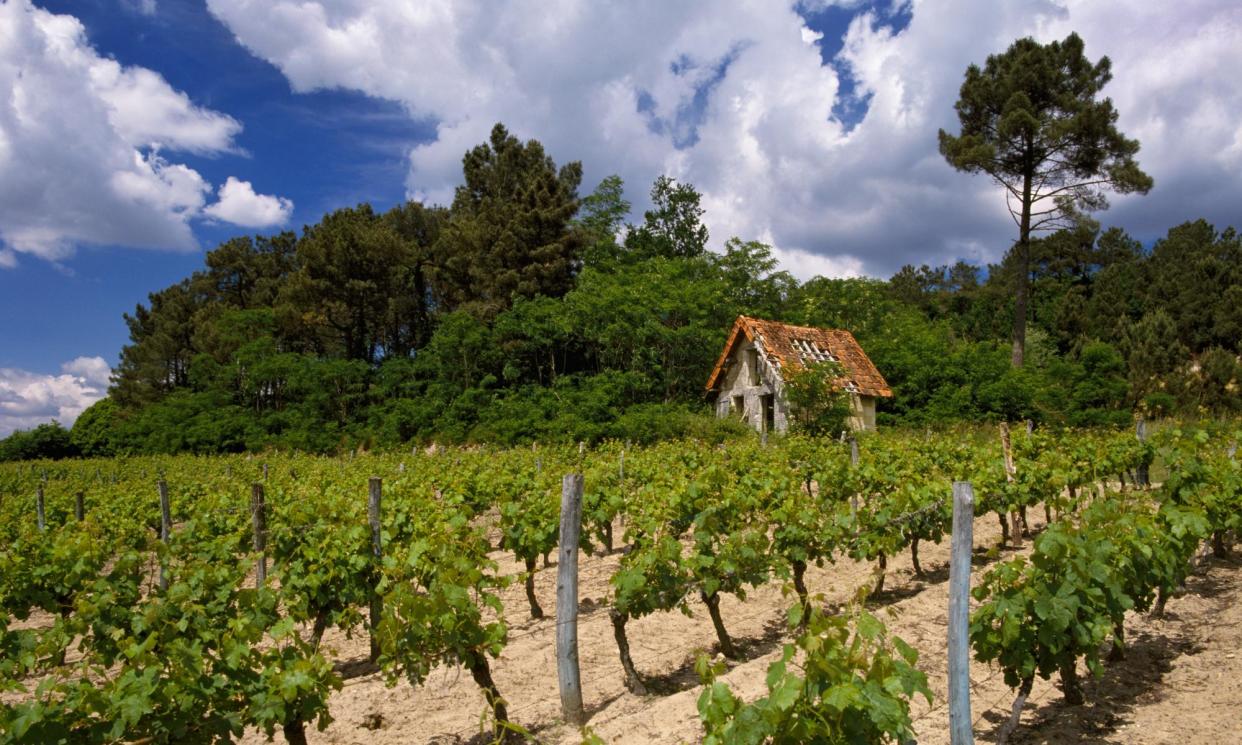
[1,423,1240,744]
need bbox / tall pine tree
[939,32,1152,367]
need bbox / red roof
[705,316,892,398]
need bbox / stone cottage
[705,316,892,433]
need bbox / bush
[1142,392,1178,418]
[0,421,78,461]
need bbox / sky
[1,0,1240,435]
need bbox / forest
[1,121,1239,459]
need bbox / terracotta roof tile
[705,316,892,398]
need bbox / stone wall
[713,337,789,433]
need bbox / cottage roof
[705,316,892,398]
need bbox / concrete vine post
[368,477,383,663]
[948,481,975,745]
[999,422,1023,545]
[158,480,172,591]
[251,483,267,587]
[1136,417,1150,487]
[556,473,586,725]
[848,435,860,514]
[36,483,46,532]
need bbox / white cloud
[122,0,158,16]
[0,356,111,436]
[204,176,294,228]
[60,356,112,388]
[206,0,1242,276]
[0,0,291,267]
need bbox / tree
[939,32,1152,368]
[1065,341,1130,427]
[1121,309,1187,405]
[0,421,77,461]
[576,174,631,267]
[714,238,796,318]
[624,175,709,259]
[277,204,415,363]
[70,397,122,457]
[1144,220,1242,353]
[782,361,853,436]
[1194,347,1241,414]
[383,201,448,352]
[113,280,201,407]
[435,123,584,317]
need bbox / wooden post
[262,462,269,481]
[948,481,975,745]
[36,483,46,532]
[1136,417,1149,487]
[251,483,267,587]
[75,491,85,522]
[158,480,171,591]
[557,473,586,725]
[849,436,860,514]
[619,449,625,482]
[368,477,383,662]
[999,422,1022,545]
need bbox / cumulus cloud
[0,0,291,267]
[206,0,1242,277]
[0,356,111,436]
[204,177,295,228]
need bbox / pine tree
[940,32,1152,367]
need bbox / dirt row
[228,509,1241,745]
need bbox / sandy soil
[217,508,1242,745]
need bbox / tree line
[3,32,1240,460]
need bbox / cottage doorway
[760,394,774,433]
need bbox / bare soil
[230,510,1242,745]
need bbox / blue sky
[0,0,882,376]
[2,0,433,372]
[1,0,1240,434]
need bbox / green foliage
[697,606,929,745]
[46,112,1233,456]
[782,361,852,437]
[0,422,77,462]
[436,122,584,318]
[1,424,1237,742]
[939,31,1152,367]
[1121,309,1187,403]
[624,175,709,260]
[69,398,121,458]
